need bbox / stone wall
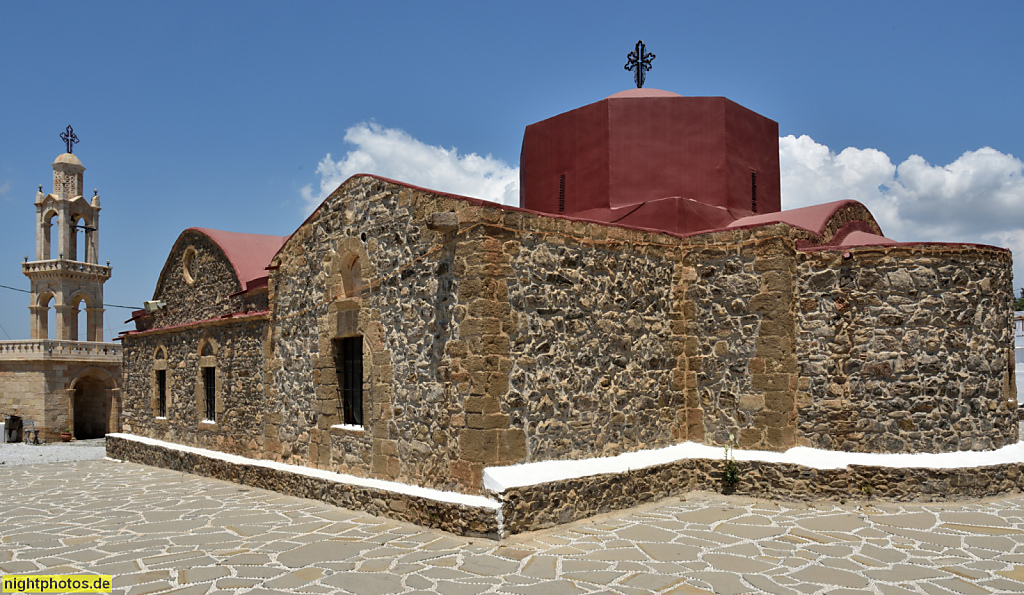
[120,316,268,455]
[122,173,1019,513]
[261,176,1018,497]
[266,180,470,490]
[505,228,680,461]
[676,229,801,451]
[795,245,1017,453]
[106,435,500,539]
[0,355,120,441]
[267,178,707,492]
[151,230,245,327]
[0,364,49,434]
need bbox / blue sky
[1,1,1023,341]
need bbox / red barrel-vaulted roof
[727,199,867,235]
[189,228,290,290]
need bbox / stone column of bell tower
[24,152,112,342]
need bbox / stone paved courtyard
[3,458,1024,594]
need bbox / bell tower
[23,130,111,342]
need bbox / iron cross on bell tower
[60,125,79,154]
[625,40,656,89]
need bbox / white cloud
[782,134,1024,288]
[300,123,519,213]
[781,135,1024,240]
[0,182,11,201]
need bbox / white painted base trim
[483,440,1024,492]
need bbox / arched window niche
[341,253,364,300]
[322,239,373,434]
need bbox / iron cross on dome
[624,40,656,88]
[60,125,79,154]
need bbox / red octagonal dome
[519,90,780,235]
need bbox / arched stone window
[152,346,169,419]
[196,339,220,425]
[67,291,102,342]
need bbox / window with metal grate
[336,336,364,426]
[203,366,216,421]
[157,369,167,418]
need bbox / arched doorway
[68,368,118,439]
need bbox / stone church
[111,88,1017,537]
[0,147,121,442]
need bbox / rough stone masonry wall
[266,178,462,490]
[120,317,268,456]
[795,245,1018,453]
[151,230,245,327]
[270,177,914,497]
[267,175,1018,500]
[503,223,680,461]
[675,228,800,452]
[268,177,694,492]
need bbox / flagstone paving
[3,459,1024,594]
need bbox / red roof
[834,230,898,248]
[189,228,289,290]
[727,199,865,236]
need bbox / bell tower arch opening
[70,213,84,262]
[32,291,56,340]
[69,292,96,342]
[40,209,58,260]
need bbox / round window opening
[182,246,198,286]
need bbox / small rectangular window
[157,369,167,417]
[336,336,364,426]
[203,366,216,421]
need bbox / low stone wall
[106,434,501,539]
[110,433,1024,540]
[499,457,1024,534]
